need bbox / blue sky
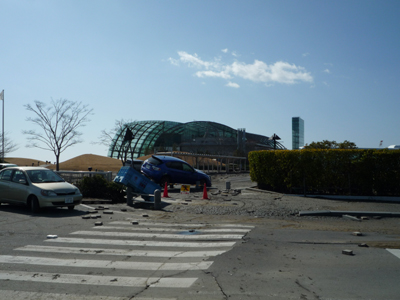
[1,0,399,162]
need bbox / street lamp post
[0,90,4,163]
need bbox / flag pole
[1,90,4,163]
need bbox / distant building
[108,120,286,160]
[292,117,304,149]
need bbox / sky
[1,0,400,163]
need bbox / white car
[0,163,18,170]
[0,166,82,213]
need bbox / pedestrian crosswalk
[0,218,254,299]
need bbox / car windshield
[27,170,65,183]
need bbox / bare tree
[23,99,93,171]
[93,119,134,165]
[93,119,129,148]
[0,131,19,162]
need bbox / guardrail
[155,151,248,173]
[55,170,113,184]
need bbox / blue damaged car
[141,155,211,188]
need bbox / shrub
[76,175,125,203]
[249,149,400,196]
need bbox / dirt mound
[6,154,124,172]
[5,158,47,167]
[46,154,123,172]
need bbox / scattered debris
[103,210,113,215]
[343,215,361,222]
[358,243,369,247]
[47,235,58,239]
[94,222,103,226]
[142,214,149,217]
[131,221,139,225]
[82,216,90,219]
[342,249,354,256]
[352,231,363,236]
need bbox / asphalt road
[1,194,400,300]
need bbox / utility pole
[0,90,4,162]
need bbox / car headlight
[41,190,57,197]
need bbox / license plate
[65,197,73,204]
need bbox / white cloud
[196,70,231,79]
[169,51,313,87]
[176,51,219,69]
[168,57,180,66]
[226,82,240,88]
[303,53,310,57]
[228,60,313,84]
[221,48,228,53]
[323,69,331,73]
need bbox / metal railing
[55,170,113,184]
[154,151,248,174]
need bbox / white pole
[1,90,4,163]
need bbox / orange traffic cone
[202,183,209,200]
[162,182,170,198]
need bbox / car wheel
[160,176,170,189]
[200,179,207,187]
[30,196,40,213]
[68,205,75,211]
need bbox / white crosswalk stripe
[95,225,251,233]
[0,270,198,288]
[0,219,253,299]
[0,290,174,300]
[387,249,400,259]
[111,221,254,228]
[70,230,245,240]
[15,245,227,257]
[0,255,214,270]
[45,237,236,247]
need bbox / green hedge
[76,175,126,203]
[249,149,400,196]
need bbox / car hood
[33,182,79,192]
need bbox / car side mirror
[19,179,27,185]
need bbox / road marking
[1,221,254,298]
[16,245,227,257]
[0,271,197,288]
[111,221,254,228]
[70,230,244,240]
[45,237,236,248]
[0,290,176,300]
[94,226,251,233]
[387,249,400,259]
[0,255,213,270]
